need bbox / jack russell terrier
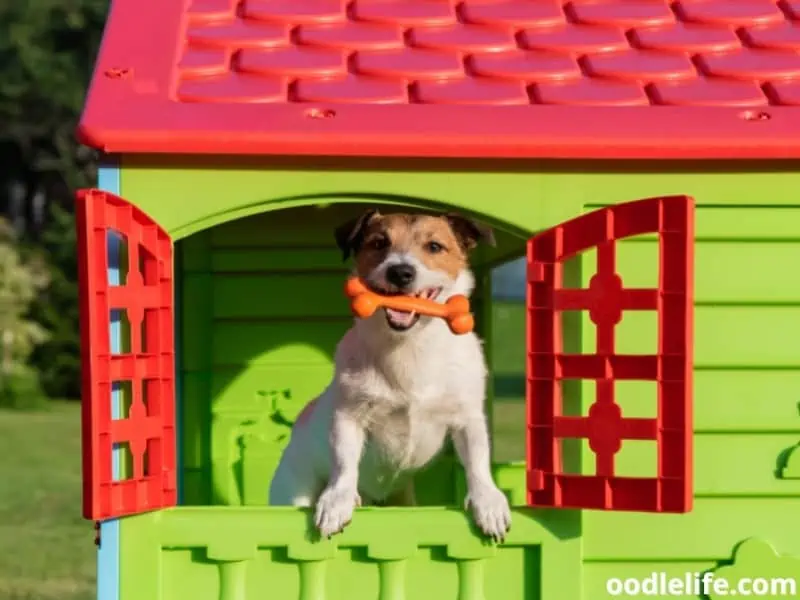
[269,208,511,542]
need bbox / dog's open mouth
[377,286,442,331]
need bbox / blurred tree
[0,0,109,398]
[0,217,50,407]
[29,203,81,398]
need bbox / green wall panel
[114,159,800,600]
[119,507,581,600]
[583,498,800,560]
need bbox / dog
[268,208,511,541]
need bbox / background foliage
[0,0,109,404]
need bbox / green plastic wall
[113,157,800,600]
[119,507,581,600]
[578,202,800,598]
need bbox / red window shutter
[76,189,177,520]
[526,195,694,513]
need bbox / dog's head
[334,209,495,332]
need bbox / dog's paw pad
[466,485,511,542]
[314,487,360,538]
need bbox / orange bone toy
[344,277,474,335]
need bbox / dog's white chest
[366,388,450,454]
[330,322,487,500]
[358,391,451,497]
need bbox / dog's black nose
[386,264,416,287]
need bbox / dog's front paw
[314,486,361,538]
[465,484,511,542]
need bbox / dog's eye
[368,236,389,251]
[425,241,444,253]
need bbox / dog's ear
[445,213,496,251]
[334,209,380,261]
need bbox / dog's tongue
[386,307,417,327]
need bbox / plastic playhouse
[75,1,800,599]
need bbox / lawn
[0,402,95,600]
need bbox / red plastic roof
[78,0,800,159]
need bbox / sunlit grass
[0,402,95,600]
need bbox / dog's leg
[452,415,511,541]
[268,453,319,507]
[314,409,364,538]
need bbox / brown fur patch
[354,213,469,280]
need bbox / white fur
[268,253,511,540]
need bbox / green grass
[490,300,527,463]
[0,402,95,600]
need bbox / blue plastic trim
[97,159,121,600]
